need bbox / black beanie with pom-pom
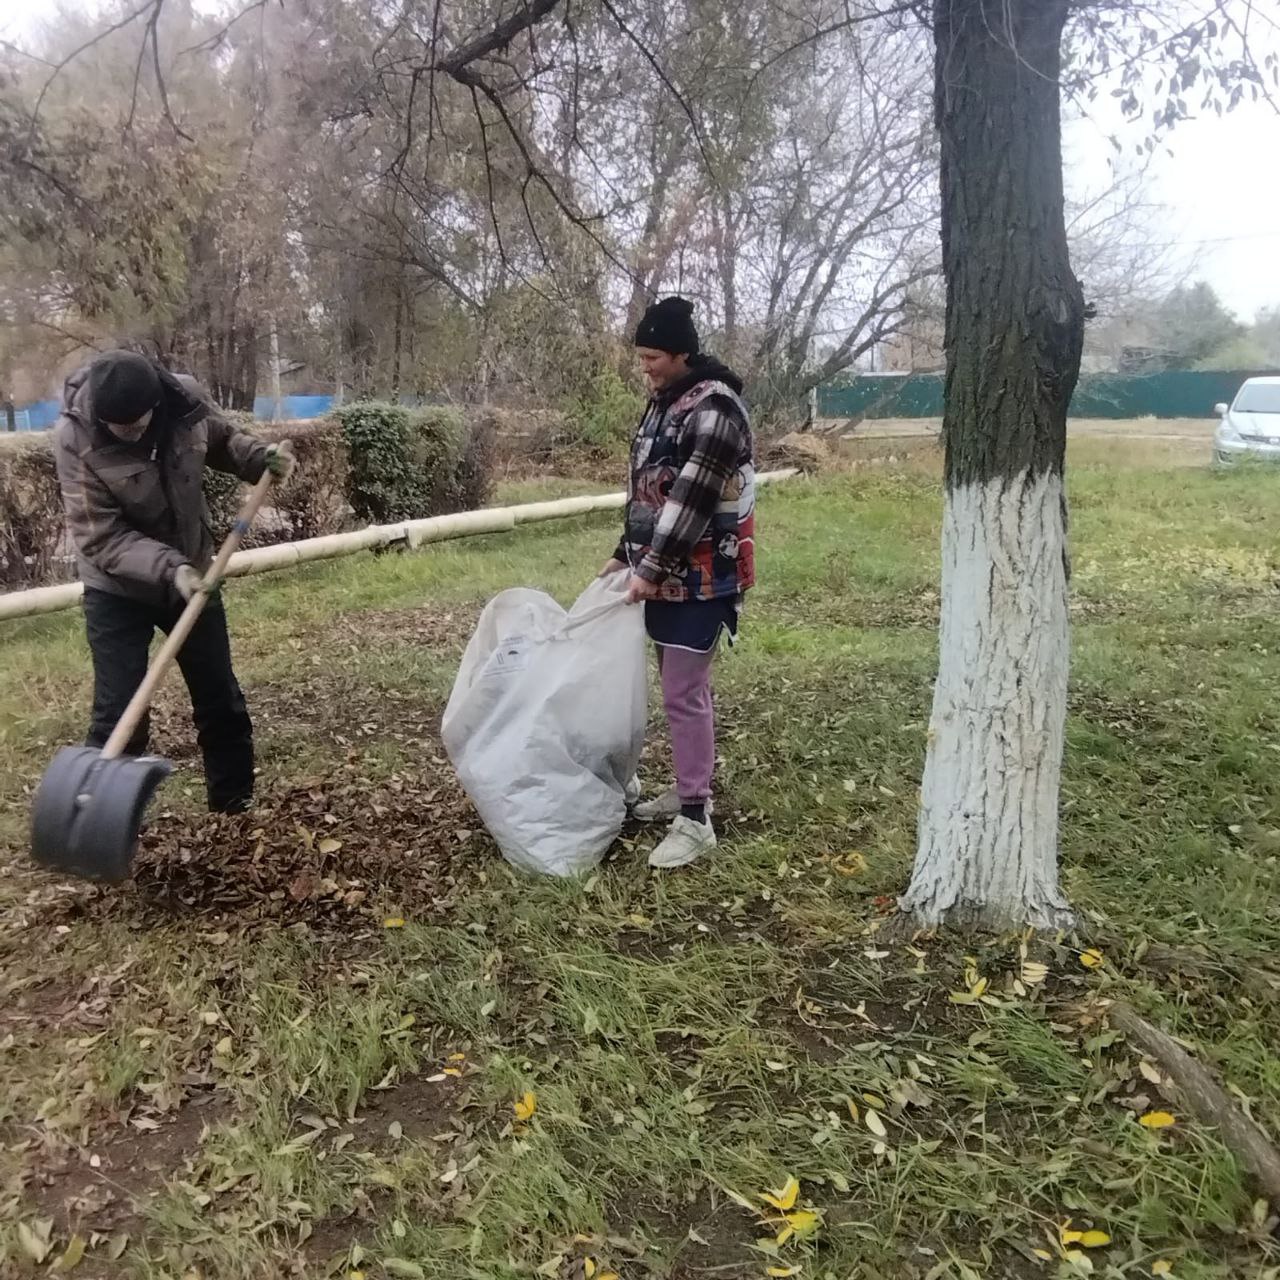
[634,295,699,356]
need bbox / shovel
[30,468,277,882]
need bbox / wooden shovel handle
[101,468,276,760]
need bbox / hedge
[0,443,64,590]
[0,402,493,592]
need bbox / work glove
[174,564,221,603]
[264,441,296,483]
[173,564,202,602]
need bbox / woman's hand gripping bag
[442,575,647,876]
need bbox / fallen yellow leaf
[766,1268,802,1278]
[1079,948,1104,970]
[584,1260,597,1279]
[1021,961,1049,985]
[1151,1262,1173,1277]
[1079,1230,1111,1248]
[1139,1110,1176,1129]
[864,1109,888,1139]
[513,1091,537,1122]
[448,1052,467,1063]
[846,1097,860,1123]
[1138,1060,1163,1085]
[785,1209,820,1239]
[1033,1249,1053,1261]
[834,852,867,876]
[761,1176,800,1212]
[53,1234,86,1271]
[383,917,406,929]
[774,1224,794,1246]
[598,1274,619,1280]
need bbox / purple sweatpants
[657,645,716,805]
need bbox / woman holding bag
[602,296,756,869]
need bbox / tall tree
[899,0,1083,930]
[1153,281,1244,369]
[900,0,1274,930]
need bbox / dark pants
[83,588,255,813]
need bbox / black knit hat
[634,295,699,356]
[89,351,162,425]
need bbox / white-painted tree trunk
[269,317,283,422]
[901,469,1074,930]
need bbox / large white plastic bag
[442,575,647,877]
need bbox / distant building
[880,308,944,373]
[1117,345,1175,375]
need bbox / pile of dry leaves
[93,754,485,928]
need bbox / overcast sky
[1065,86,1280,322]
[2,0,1277,321]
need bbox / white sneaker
[633,786,680,822]
[648,815,717,869]
[632,787,713,824]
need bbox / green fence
[817,370,1280,421]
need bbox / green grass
[2,446,1280,1278]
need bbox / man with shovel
[53,350,294,814]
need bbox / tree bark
[900,0,1085,931]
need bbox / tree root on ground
[1110,1000,1280,1208]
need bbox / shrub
[202,467,244,543]
[258,420,350,541]
[336,402,425,524]
[336,402,491,523]
[202,419,350,545]
[563,365,643,456]
[451,412,495,511]
[409,405,497,513]
[0,443,66,589]
[408,406,466,512]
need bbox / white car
[1215,376,1280,465]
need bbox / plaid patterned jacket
[617,361,755,603]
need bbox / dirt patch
[302,1067,474,1274]
[0,973,106,1039]
[0,955,158,1050]
[614,1189,757,1278]
[15,1091,226,1275]
[355,1068,470,1151]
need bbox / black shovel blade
[31,746,173,883]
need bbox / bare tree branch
[439,0,564,78]
[177,0,272,58]
[24,0,158,149]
